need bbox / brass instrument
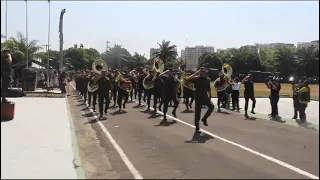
[87,59,108,92]
[142,58,165,89]
[116,72,133,93]
[153,58,164,73]
[212,63,233,92]
[181,74,195,91]
[129,70,138,83]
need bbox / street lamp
[25,0,29,67]
[47,0,51,87]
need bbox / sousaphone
[212,63,233,92]
[87,59,108,93]
[116,72,133,93]
[143,58,164,89]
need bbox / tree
[273,46,297,78]
[152,40,178,66]
[198,52,223,70]
[296,46,319,77]
[101,44,131,69]
[64,47,89,70]
[2,31,42,63]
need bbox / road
[68,85,319,179]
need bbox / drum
[1,102,15,121]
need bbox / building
[297,40,319,50]
[149,47,178,59]
[257,43,295,50]
[181,46,215,70]
[149,48,159,59]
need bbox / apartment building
[181,46,215,70]
[257,43,295,50]
[149,47,178,59]
[297,40,319,50]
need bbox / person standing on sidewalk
[231,77,241,111]
[1,49,12,103]
[297,80,311,124]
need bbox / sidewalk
[1,98,78,179]
[211,98,319,128]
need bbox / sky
[1,1,319,58]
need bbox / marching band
[73,58,236,133]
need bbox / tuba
[116,72,133,93]
[87,59,108,92]
[143,58,165,89]
[181,74,195,91]
[153,58,164,73]
[129,70,138,83]
[212,63,233,92]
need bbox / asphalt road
[67,85,319,179]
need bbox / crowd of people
[72,65,312,133]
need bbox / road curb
[65,97,87,179]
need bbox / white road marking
[133,101,319,179]
[70,84,143,179]
[70,83,318,179]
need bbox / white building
[297,40,319,50]
[257,43,295,50]
[149,47,178,59]
[181,46,215,70]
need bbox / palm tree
[152,40,178,66]
[296,46,319,77]
[3,31,42,63]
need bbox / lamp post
[25,0,29,67]
[47,0,51,87]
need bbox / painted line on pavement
[70,83,143,179]
[133,100,319,179]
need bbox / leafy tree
[101,44,131,69]
[296,46,319,77]
[152,40,178,66]
[273,46,297,78]
[198,52,223,69]
[2,31,42,63]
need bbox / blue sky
[1,1,319,58]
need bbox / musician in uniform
[215,71,227,112]
[129,71,137,102]
[137,68,146,105]
[144,69,155,110]
[159,69,179,121]
[186,67,214,133]
[1,49,13,103]
[241,74,256,118]
[82,71,90,104]
[97,70,112,118]
[117,73,131,111]
[111,69,119,107]
[183,72,194,111]
[153,72,164,113]
[88,71,98,111]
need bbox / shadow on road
[185,132,214,143]
[181,110,194,113]
[84,117,107,124]
[148,113,162,119]
[154,120,177,127]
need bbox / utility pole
[42,44,51,87]
[59,9,66,71]
[106,41,110,52]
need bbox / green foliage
[198,45,319,78]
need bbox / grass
[209,83,319,100]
